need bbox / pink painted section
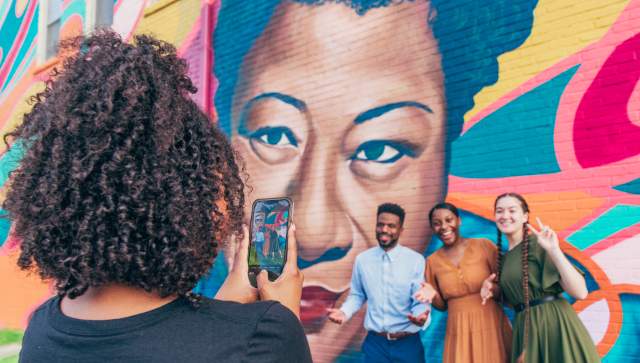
[573,33,640,168]
[584,223,640,257]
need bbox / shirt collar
[378,244,402,261]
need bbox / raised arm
[529,218,588,300]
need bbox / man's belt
[373,331,417,341]
[514,294,561,313]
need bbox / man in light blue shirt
[327,203,430,363]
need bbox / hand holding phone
[248,198,292,285]
[214,225,258,304]
[257,224,303,318]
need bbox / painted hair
[377,203,406,226]
[494,192,530,361]
[428,202,460,225]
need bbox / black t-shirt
[19,296,312,363]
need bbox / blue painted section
[451,66,579,178]
[0,1,24,72]
[603,294,640,362]
[0,141,25,188]
[1,6,39,93]
[0,0,12,39]
[614,178,640,195]
[566,205,640,251]
[0,208,11,247]
[192,253,229,298]
[5,42,36,90]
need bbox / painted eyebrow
[354,101,433,125]
[238,92,307,136]
[243,92,307,112]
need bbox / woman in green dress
[484,193,600,363]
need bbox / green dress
[499,237,600,363]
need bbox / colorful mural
[1,0,639,362]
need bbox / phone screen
[248,198,291,280]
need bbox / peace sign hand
[528,217,561,253]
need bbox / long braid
[518,222,531,363]
[495,192,531,363]
[496,230,504,284]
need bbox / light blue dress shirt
[340,245,430,333]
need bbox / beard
[376,232,398,250]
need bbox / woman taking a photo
[6,30,311,363]
[488,192,600,362]
[415,202,511,362]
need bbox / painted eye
[250,127,298,147]
[351,140,415,163]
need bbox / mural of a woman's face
[231,1,446,360]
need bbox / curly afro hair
[2,30,245,300]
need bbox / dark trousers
[362,331,425,363]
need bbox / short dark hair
[428,202,460,225]
[2,30,245,301]
[377,203,406,226]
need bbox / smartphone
[248,197,293,286]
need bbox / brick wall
[1,0,639,362]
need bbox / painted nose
[290,141,352,265]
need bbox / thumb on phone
[256,269,270,288]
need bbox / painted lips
[300,286,342,325]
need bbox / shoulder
[356,247,380,262]
[471,238,497,252]
[426,249,442,264]
[399,245,425,261]
[194,298,280,327]
[23,296,58,331]
[244,301,312,362]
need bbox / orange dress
[426,238,512,363]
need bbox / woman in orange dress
[415,202,511,363]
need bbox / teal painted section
[450,66,579,178]
[0,141,25,188]
[61,0,86,24]
[566,205,640,251]
[603,294,640,362]
[0,1,25,71]
[1,5,39,93]
[0,209,10,247]
[614,178,640,195]
[0,0,12,39]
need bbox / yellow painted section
[465,0,631,121]
[133,0,202,47]
[0,82,45,155]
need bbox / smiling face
[375,212,403,250]
[494,196,529,236]
[430,208,461,247]
[230,1,446,359]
